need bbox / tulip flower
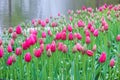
[6,56,13,66]
[86,50,94,56]
[16,25,22,34]
[99,52,106,63]
[7,44,12,53]
[116,34,120,41]
[109,58,115,68]
[15,48,22,56]
[0,47,4,58]
[24,52,32,62]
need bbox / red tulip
[109,58,115,68]
[34,48,42,58]
[86,50,93,56]
[67,24,72,32]
[85,36,91,44]
[6,56,13,66]
[15,48,22,56]
[68,32,73,40]
[16,25,22,34]
[24,52,32,62]
[87,22,92,29]
[98,52,106,63]
[116,34,120,41]
[93,29,99,37]
[0,47,4,58]
[7,44,12,53]
[42,32,46,38]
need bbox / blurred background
[0,0,119,34]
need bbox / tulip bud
[109,58,115,68]
[24,52,32,62]
[98,52,106,63]
[47,49,52,57]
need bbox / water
[0,0,119,34]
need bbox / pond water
[0,0,119,34]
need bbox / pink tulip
[34,48,42,58]
[38,38,44,45]
[16,25,22,34]
[69,16,73,21]
[86,50,93,56]
[55,33,61,40]
[45,18,49,23]
[68,32,73,40]
[61,32,66,40]
[15,48,22,56]
[86,36,91,44]
[82,6,87,10]
[92,44,97,52]
[24,52,32,62]
[51,22,57,27]
[87,22,92,29]
[50,42,56,52]
[10,39,14,46]
[93,29,99,37]
[42,32,46,38]
[62,44,68,53]
[58,12,61,16]
[0,47,4,58]
[76,10,80,14]
[58,42,63,51]
[6,56,13,66]
[38,19,41,24]
[90,26,95,33]
[77,20,85,27]
[48,30,52,36]
[8,27,13,33]
[99,52,106,63]
[67,24,72,32]
[46,44,51,51]
[40,43,44,52]
[76,33,82,40]
[41,20,46,27]
[116,34,120,41]
[109,58,115,68]
[87,7,93,13]
[7,44,12,53]
[76,43,82,51]
[12,32,17,40]
[85,29,90,37]
[30,29,38,35]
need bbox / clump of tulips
[0,4,120,80]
